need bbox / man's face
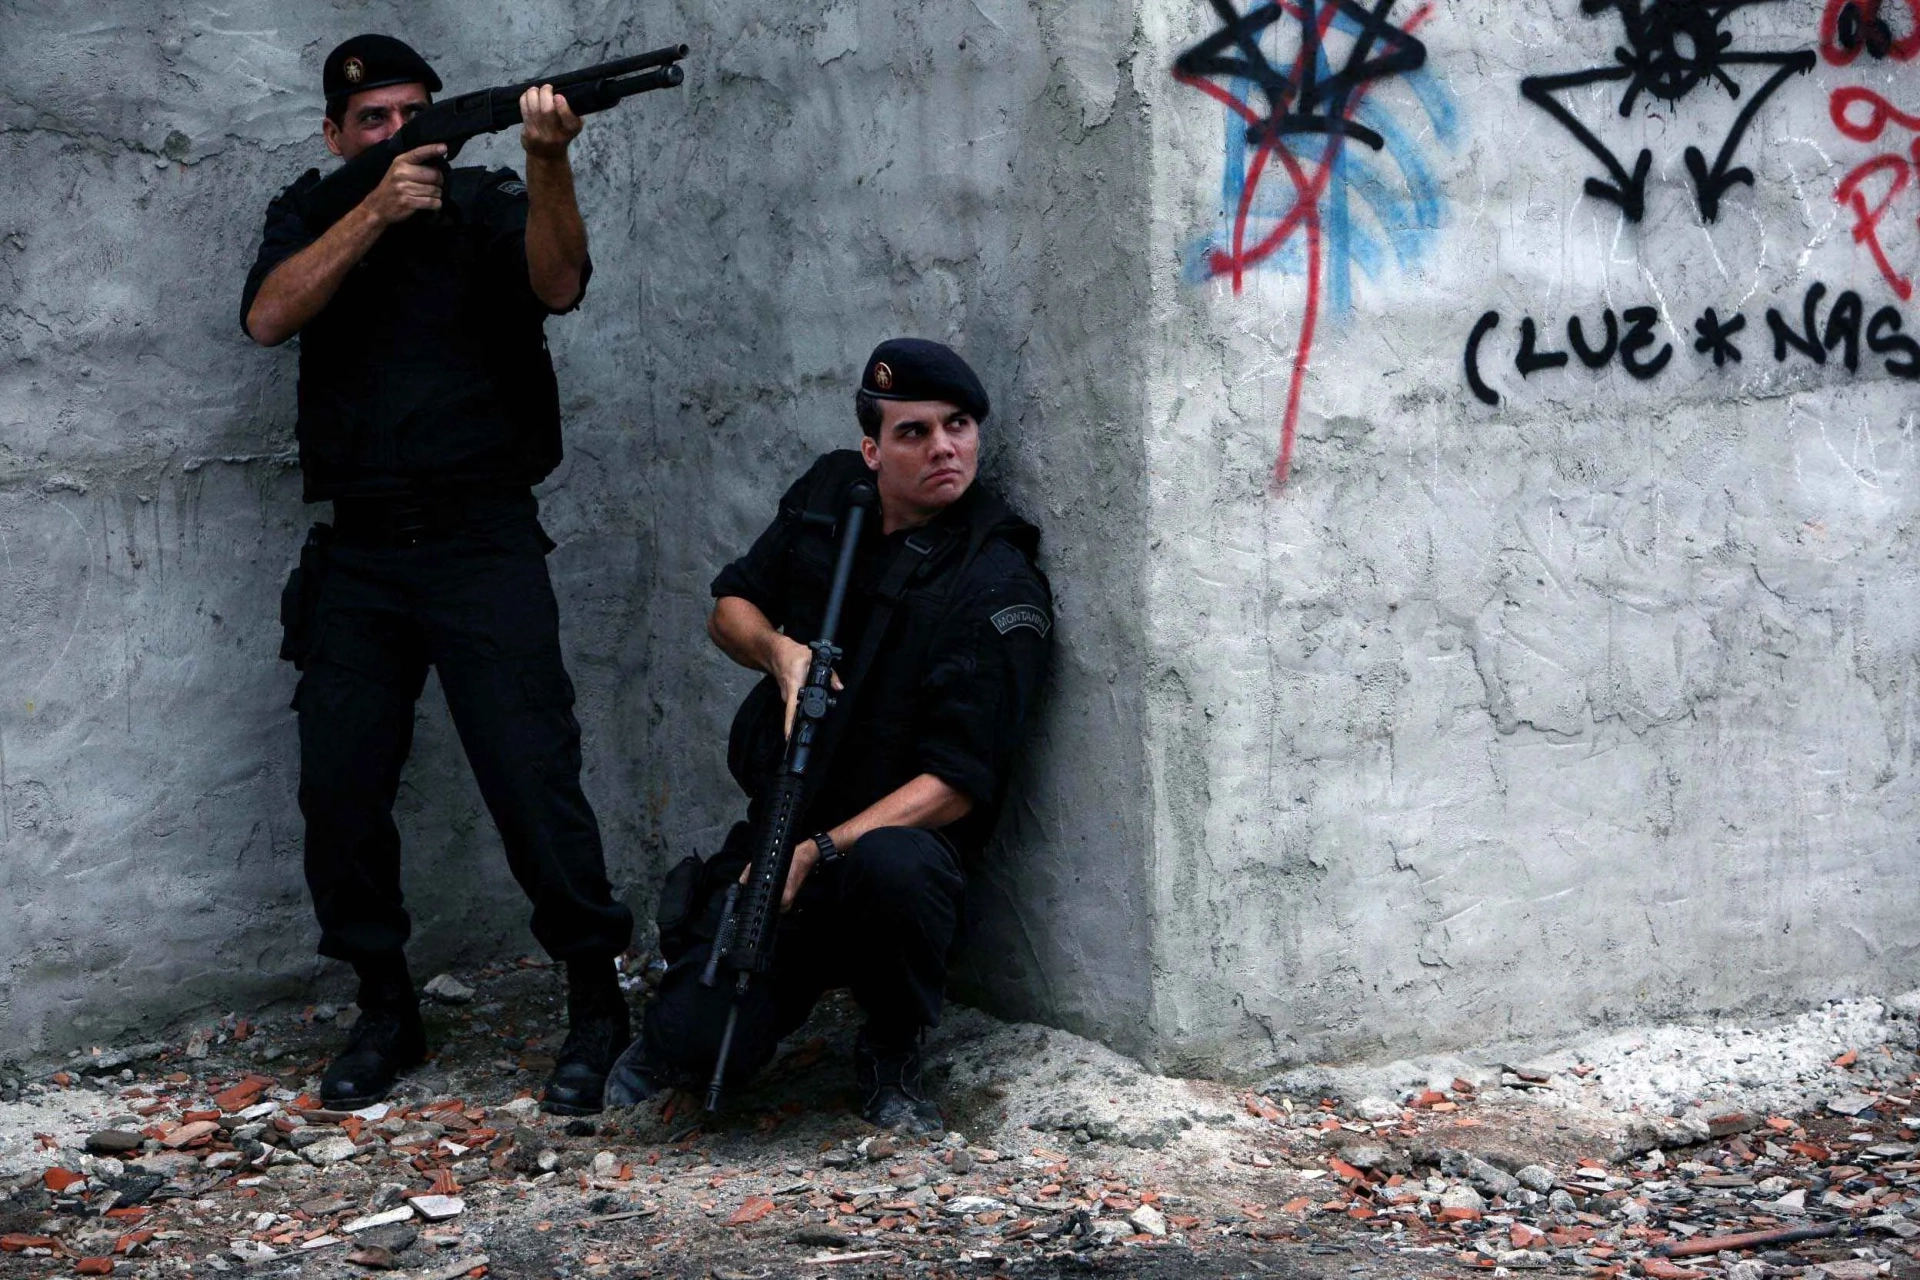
[861,399,980,527]
[323,83,430,159]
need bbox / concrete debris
[408,1194,464,1221]
[83,1129,141,1154]
[1128,1202,1168,1235]
[342,1205,414,1233]
[71,1044,168,1073]
[422,974,475,1005]
[1352,1097,1401,1122]
[302,1135,359,1166]
[940,1195,1005,1216]
[1515,1163,1556,1192]
[6,968,1920,1277]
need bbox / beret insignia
[343,55,366,83]
[873,361,894,392]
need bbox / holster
[278,522,333,669]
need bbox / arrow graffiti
[1521,0,1815,224]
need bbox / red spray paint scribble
[1175,2,1434,492]
[1821,0,1920,65]
[1822,2,1920,301]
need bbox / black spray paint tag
[990,604,1051,639]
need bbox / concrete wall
[1140,0,1920,1074]
[0,0,1155,1059]
[6,0,1919,1077]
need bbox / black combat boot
[542,957,632,1116]
[320,953,426,1109]
[603,1034,664,1109]
[854,1025,943,1135]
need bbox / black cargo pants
[643,823,965,1087]
[291,496,633,963]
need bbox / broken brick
[727,1197,775,1226]
[43,1168,85,1193]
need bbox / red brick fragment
[43,1168,85,1193]
[1,1235,55,1252]
[727,1197,775,1226]
[75,1259,114,1276]
[1641,1262,1706,1280]
[213,1075,272,1114]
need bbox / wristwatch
[811,831,841,866]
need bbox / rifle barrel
[507,43,688,99]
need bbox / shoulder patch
[495,179,528,196]
[990,603,1052,639]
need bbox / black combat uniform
[628,445,1053,1110]
[242,34,632,1112]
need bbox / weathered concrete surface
[1140,0,1920,1074]
[0,1,1154,1060]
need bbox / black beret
[323,34,442,104]
[859,339,990,422]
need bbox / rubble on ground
[2,962,1919,1278]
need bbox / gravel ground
[3,963,1919,1280]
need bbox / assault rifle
[303,43,688,234]
[700,480,878,1111]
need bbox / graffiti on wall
[1174,0,1456,488]
[1464,285,1920,404]
[1520,0,1816,222]
[1824,0,1920,300]
[1462,3,1920,406]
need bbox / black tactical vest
[292,168,561,500]
[727,451,1042,854]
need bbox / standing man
[607,340,1053,1133]
[242,34,632,1115]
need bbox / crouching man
[607,340,1052,1131]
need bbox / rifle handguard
[700,480,876,1111]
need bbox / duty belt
[330,488,534,547]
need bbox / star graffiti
[1521,0,1817,222]
[1174,0,1429,154]
[1172,0,1434,487]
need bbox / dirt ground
[3,960,1918,1280]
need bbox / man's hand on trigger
[772,635,843,740]
[520,84,583,158]
[364,144,447,226]
[736,837,820,913]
